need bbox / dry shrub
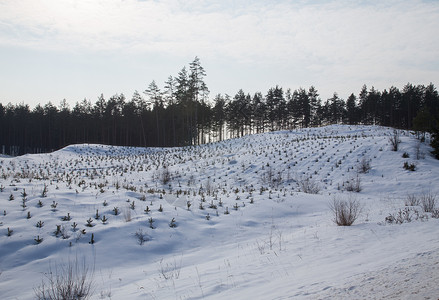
[405,194,420,206]
[34,258,94,300]
[160,166,171,185]
[357,157,371,174]
[298,177,320,194]
[420,192,436,212]
[343,175,362,192]
[329,196,362,226]
[122,206,132,222]
[389,130,401,151]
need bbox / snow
[0,125,438,299]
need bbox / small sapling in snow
[403,161,416,171]
[54,225,62,237]
[113,207,119,215]
[21,189,27,200]
[89,233,95,244]
[41,184,48,198]
[135,229,148,245]
[101,215,108,224]
[85,218,94,227]
[148,217,155,229]
[34,236,43,244]
[61,213,71,221]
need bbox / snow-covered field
[0,125,438,299]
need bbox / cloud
[1,2,438,53]
[1,1,436,57]
[0,0,438,101]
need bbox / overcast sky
[1,0,438,108]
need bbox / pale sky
[1,0,438,108]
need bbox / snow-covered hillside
[1,125,438,299]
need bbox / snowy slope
[0,125,438,299]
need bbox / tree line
[1,57,439,157]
